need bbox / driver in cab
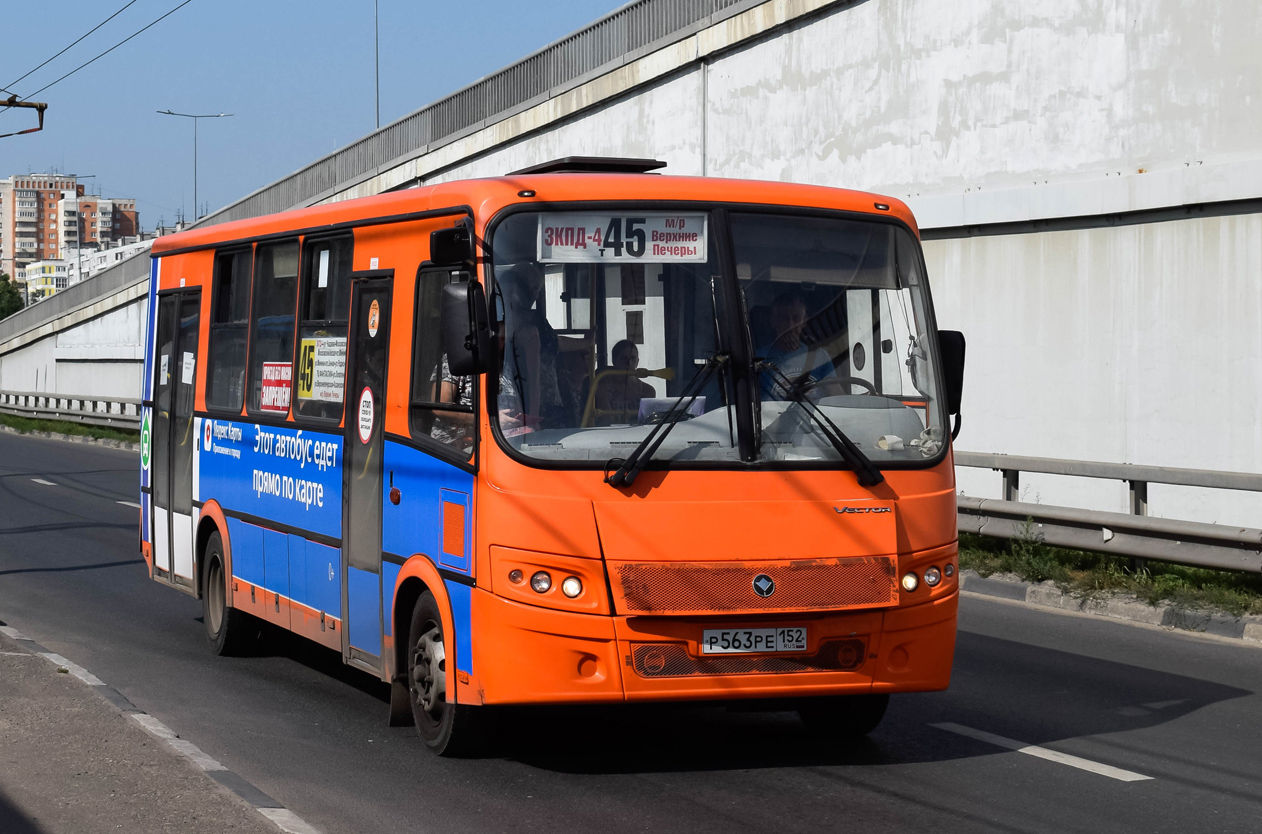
[759,290,840,399]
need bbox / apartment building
[0,173,139,284]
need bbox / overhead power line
[3,0,194,111]
[2,0,139,93]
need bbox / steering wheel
[795,375,877,396]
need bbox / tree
[0,272,25,321]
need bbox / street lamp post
[157,110,232,221]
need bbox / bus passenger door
[151,290,201,594]
[341,276,392,671]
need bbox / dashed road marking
[931,722,1153,782]
[31,478,57,486]
[117,500,142,509]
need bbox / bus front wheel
[202,531,257,656]
[407,591,486,756]
[797,693,890,738]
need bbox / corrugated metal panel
[197,0,762,227]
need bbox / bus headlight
[530,571,552,593]
[924,567,942,587]
[901,572,920,592]
[561,577,583,598]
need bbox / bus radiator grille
[613,557,898,615]
[631,639,867,678]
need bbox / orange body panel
[148,171,956,709]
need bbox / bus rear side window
[294,236,353,422]
[249,240,299,415]
[207,249,251,412]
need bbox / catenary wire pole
[156,110,231,221]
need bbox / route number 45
[600,217,647,258]
[298,342,316,397]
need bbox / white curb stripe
[130,713,226,772]
[31,478,57,486]
[0,626,28,640]
[117,500,142,509]
[258,808,324,834]
[40,652,105,686]
[931,722,1152,782]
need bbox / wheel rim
[410,622,447,728]
[206,558,224,635]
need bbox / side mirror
[938,330,965,414]
[442,280,494,375]
[430,224,474,266]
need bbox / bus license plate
[701,627,807,655]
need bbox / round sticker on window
[358,387,374,444]
[368,300,380,338]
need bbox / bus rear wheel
[202,531,257,656]
[407,591,487,756]
[797,693,889,738]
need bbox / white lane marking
[39,652,105,686]
[117,500,142,509]
[131,713,227,772]
[930,722,1153,782]
[258,808,325,834]
[31,478,57,486]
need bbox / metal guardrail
[0,390,141,430]
[955,451,1262,573]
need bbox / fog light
[508,569,524,584]
[944,563,955,578]
[901,572,920,592]
[530,571,552,593]
[561,577,583,598]
[924,567,942,587]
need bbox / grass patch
[0,412,140,444]
[960,531,1262,618]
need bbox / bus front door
[151,290,201,594]
[341,276,392,672]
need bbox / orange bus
[140,158,966,755]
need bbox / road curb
[0,421,139,451]
[0,624,322,834]
[960,570,1262,643]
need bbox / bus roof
[150,174,918,256]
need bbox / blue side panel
[382,561,401,637]
[140,258,159,544]
[227,518,265,586]
[347,567,381,654]
[288,535,308,609]
[263,529,289,598]
[307,542,341,616]
[198,419,343,539]
[445,580,472,674]
[381,441,475,575]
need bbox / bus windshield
[490,208,944,467]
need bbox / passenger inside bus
[592,339,656,425]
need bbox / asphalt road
[1,430,1260,834]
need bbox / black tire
[202,531,258,656]
[797,694,890,738]
[407,591,488,756]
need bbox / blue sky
[0,0,626,229]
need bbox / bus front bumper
[468,588,958,705]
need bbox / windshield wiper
[605,354,729,488]
[757,362,885,488]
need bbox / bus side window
[248,240,300,416]
[207,249,251,413]
[294,236,353,422]
[409,268,475,458]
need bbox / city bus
[139,158,966,755]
